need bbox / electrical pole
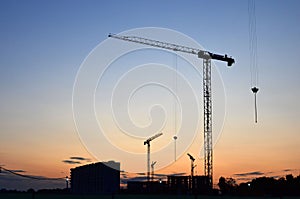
[173,135,177,161]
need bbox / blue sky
[1,0,300,190]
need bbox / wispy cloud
[10,169,26,173]
[1,169,26,175]
[0,171,65,191]
[236,177,253,182]
[153,173,167,177]
[282,169,292,172]
[62,160,81,164]
[234,171,264,177]
[70,156,91,162]
[121,174,128,178]
[152,172,186,177]
[62,156,92,165]
[125,176,148,182]
[169,172,187,176]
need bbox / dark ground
[1,193,300,199]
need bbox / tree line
[218,174,300,196]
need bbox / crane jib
[108,33,235,67]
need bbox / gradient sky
[0,0,300,190]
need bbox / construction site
[2,1,300,198]
[68,32,235,195]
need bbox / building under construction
[70,161,120,194]
[167,175,210,194]
[127,175,209,194]
[127,181,167,194]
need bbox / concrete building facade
[70,161,120,194]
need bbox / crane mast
[203,58,212,187]
[109,33,235,190]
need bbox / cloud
[121,174,128,178]
[0,171,65,191]
[170,172,187,176]
[234,171,264,177]
[70,156,91,162]
[62,156,92,165]
[282,169,292,172]
[152,173,186,177]
[62,160,81,164]
[236,177,253,182]
[125,176,148,182]
[1,169,26,173]
[129,172,187,179]
[10,169,26,173]
[153,173,167,177]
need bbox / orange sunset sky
[1,0,300,190]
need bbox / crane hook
[251,87,259,123]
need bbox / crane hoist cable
[248,0,259,123]
[173,53,178,144]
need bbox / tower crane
[151,161,157,182]
[108,33,235,189]
[144,132,163,183]
[187,153,196,191]
[187,153,196,177]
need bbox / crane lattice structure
[108,33,235,189]
[144,132,163,183]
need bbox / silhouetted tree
[27,188,35,199]
[218,176,237,194]
[285,174,300,195]
[235,174,300,196]
[27,188,35,193]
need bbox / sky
[0,0,300,190]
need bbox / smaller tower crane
[187,153,196,177]
[187,153,196,191]
[151,161,157,182]
[144,133,163,182]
